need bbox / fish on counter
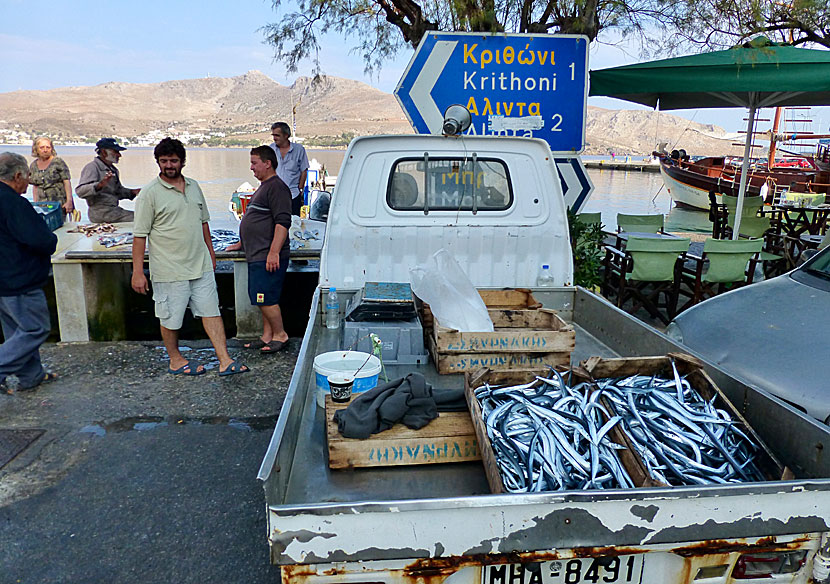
[69,223,118,237]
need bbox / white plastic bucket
[313,351,381,408]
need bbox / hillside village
[0,71,744,156]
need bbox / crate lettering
[369,440,481,463]
[447,336,549,351]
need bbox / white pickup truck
[257,134,830,584]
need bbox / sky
[1,0,827,135]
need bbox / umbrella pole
[732,105,757,240]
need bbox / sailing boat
[656,107,830,210]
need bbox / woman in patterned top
[29,136,74,216]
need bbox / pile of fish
[595,367,765,486]
[474,370,634,493]
[210,229,239,251]
[98,233,133,248]
[474,362,766,493]
[69,223,117,236]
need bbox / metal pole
[732,104,757,240]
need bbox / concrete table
[51,221,323,342]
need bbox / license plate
[482,556,644,584]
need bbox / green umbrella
[589,37,830,238]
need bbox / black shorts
[247,259,288,306]
[291,195,302,216]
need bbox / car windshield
[802,248,830,278]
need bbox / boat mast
[768,107,783,168]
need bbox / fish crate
[420,289,575,375]
[31,201,63,231]
[581,353,789,485]
[465,366,609,494]
[324,395,481,469]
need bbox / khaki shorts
[152,272,221,330]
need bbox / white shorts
[152,272,221,330]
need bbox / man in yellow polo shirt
[130,138,249,377]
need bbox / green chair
[722,195,785,274]
[723,196,770,238]
[678,238,763,311]
[602,236,691,324]
[576,212,603,227]
[616,213,665,234]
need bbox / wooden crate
[464,367,595,494]
[581,352,788,484]
[325,396,481,469]
[421,289,574,375]
[419,288,543,333]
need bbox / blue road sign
[395,32,589,153]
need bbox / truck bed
[281,309,618,507]
[259,287,830,566]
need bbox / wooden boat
[657,148,830,210]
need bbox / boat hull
[659,164,719,210]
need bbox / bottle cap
[542,264,550,269]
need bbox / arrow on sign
[554,158,594,212]
[396,32,588,152]
[409,40,457,133]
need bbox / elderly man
[269,122,309,216]
[0,152,58,392]
[131,138,248,377]
[225,146,292,353]
[76,137,140,223]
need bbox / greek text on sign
[395,33,589,153]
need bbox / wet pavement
[0,339,298,583]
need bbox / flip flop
[168,360,206,376]
[219,360,250,376]
[261,340,288,354]
[15,371,58,392]
[242,339,268,350]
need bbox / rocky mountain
[0,70,742,155]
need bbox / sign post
[395,32,589,153]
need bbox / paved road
[0,340,296,583]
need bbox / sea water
[3,145,712,233]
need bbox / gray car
[666,246,830,425]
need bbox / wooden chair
[616,213,665,234]
[576,212,603,227]
[677,238,763,312]
[602,236,691,324]
[721,195,786,275]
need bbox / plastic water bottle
[537,264,555,287]
[325,287,340,329]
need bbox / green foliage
[567,208,605,289]
[262,0,830,79]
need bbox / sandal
[168,360,206,376]
[219,360,250,376]
[242,339,268,350]
[261,340,288,354]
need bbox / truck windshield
[387,157,513,211]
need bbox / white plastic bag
[410,249,494,332]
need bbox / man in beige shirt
[130,138,248,376]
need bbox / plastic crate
[31,201,64,231]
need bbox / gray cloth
[333,373,466,439]
[76,157,135,223]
